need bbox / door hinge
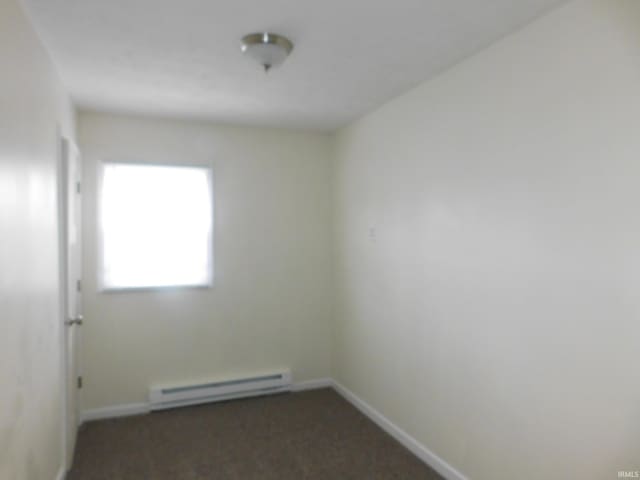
[77,376,83,389]
[76,279,82,292]
[76,182,81,194]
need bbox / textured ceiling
[22,0,567,131]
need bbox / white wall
[79,111,333,410]
[0,0,76,479]
[332,1,640,479]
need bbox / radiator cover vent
[149,369,292,411]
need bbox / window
[99,163,213,290]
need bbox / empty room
[1,0,639,479]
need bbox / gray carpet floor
[68,388,443,479]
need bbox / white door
[60,137,83,469]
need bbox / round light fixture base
[241,32,294,72]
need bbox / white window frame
[97,161,214,292]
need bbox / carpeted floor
[68,388,443,479]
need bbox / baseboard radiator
[149,369,292,411]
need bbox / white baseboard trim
[291,377,333,392]
[80,402,150,424]
[80,378,332,423]
[331,380,469,480]
[55,464,66,480]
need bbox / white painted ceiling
[23,0,566,131]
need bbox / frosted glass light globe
[241,33,294,72]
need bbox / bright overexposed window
[100,163,213,290]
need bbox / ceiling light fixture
[240,32,294,72]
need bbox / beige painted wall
[78,111,333,409]
[332,1,640,479]
[0,0,76,479]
